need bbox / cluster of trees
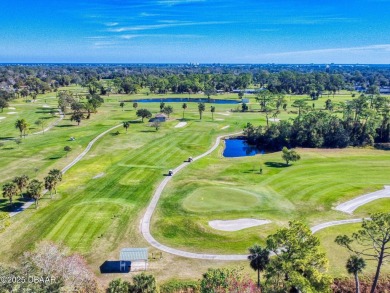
[57,91,104,125]
[244,94,390,150]
[2,64,390,101]
[103,216,390,292]
[0,241,99,293]
[2,169,62,208]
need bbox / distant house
[149,113,167,123]
[380,86,390,94]
[232,89,260,94]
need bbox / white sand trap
[269,118,280,122]
[215,118,224,121]
[209,219,271,231]
[42,104,51,108]
[217,112,230,116]
[221,125,230,130]
[175,122,187,128]
[0,117,6,120]
[8,107,16,110]
[93,172,105,179]
[7,112,17,114]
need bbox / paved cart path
[334,186,390,214]
[140,132,385,260]
[8,124,122,217]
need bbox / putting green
[182,186,259,212]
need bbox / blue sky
[1,0,390,63]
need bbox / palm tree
[182,103,187,120]
[49,169,63,182]
[210,106,215,120]
[120,102,125,111]
[131,273,157,293]
[44,175,56,199]
[27,179,43,208]
[123,121,130,133]
[248,244,270,289]
[2,182,18,205]
[15,119,28,137]
[13,175,29,195]
[346,255,366,293]
[198,102,205,120]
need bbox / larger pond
[125,98,240,104]
[223,138,264,158]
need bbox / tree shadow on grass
[0,199,28,213]
[47,155,62,160]
[56,124,75,128]
[265,162,289,168]
[0,136,15,140]
[139,130,156,133]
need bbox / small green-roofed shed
[120,248,148,271]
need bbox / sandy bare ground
[7,112,17,114]
[174,122,187,128]
[93,172,105,179]
[209,219,271,231]
[335,185,390,214]
[221,125,230,130]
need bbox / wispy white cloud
[85,36,108,39]
[264,44,390,57]
[104,22,119,27]
[156,0,206,6]
[274,16,356,25]
[107,20,229,32]
[119,34,203,39]
[140,12,161,17]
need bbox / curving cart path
[32,109,65,135]
[140,132,386,261]
[334,186,390,214]
[9,124,122,217]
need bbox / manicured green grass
[0,87,388,281]
[182,187,259,213]
[152,147,390,254]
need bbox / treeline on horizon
[1,64,390,100]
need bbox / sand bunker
[42,105,51,108]
[221,125,230,130]
[175,122,187,128]
[217,112,230,116]
[269,118,280,122]
[93,172,105,179]
[215,118,224,121]
[0,117,6,120]
[209,219,271,231]
[8,107,16,110]
[7,112,17,114]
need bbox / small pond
[125,97,240,104]
[223,138,264,158]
